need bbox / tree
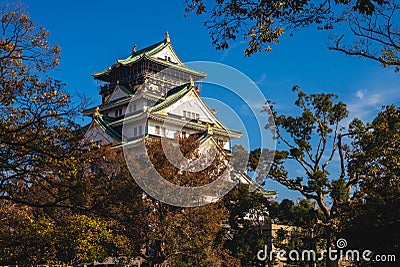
[0,143,146,265]
[339,105,400,265]
[0,201,134,265]
[0,2,91,208]
[0,4,147,265]
[250,86,351,266]
[222,184,271,267]
[121,136,237,266]
[268,199,325,267]
[329,1,400,72]
[185,0,400,72]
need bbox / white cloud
[218,40,246,61]
[255,74,267,85]
[356,89,365,99]
[343,70,400,126]
[343,88,397,127]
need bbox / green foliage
[223,184,271,266]
[248,88,352,266]
[62,214,132,263]
[0,202,132,265]
[263,87,350,218]
[271,199,321,227]
[340,105,400,264]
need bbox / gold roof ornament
[93,106,100,117]
[165,30,170,42]
[132,43,137,53]
[206,122,213,135]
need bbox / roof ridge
[117,39,167,64]
[129,39,165,58]
[149,83,192,113]
[94,115,122,142]
[93,38,206,80]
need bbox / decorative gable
[152,44,183,66]
[154,89,225,129]
[84,121,115,145]
[104,85,131,104]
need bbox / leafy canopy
[185,0,400,72]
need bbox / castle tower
[83,34,241,150]
[82,34,277,198]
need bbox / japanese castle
[83,32,276,198]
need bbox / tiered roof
[84,82,242,139]
[93,34,206,82]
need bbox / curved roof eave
[92,39,206,81]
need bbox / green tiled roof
[108,112,145,126]
[93,40,166,77]
[241,173,277,197]
[146,83,242,139]
[114,137,143,148]
[102,96,132,109]
[116,85,132,95]
[93,38,206,78]
[149,83,192,113]
[83,85,132,115]
[145,55,206,77]
[83,97,130,115]
[117,40,167,65]
[94,115,122,142]
[258,189,278,196]
[150,113,242,139]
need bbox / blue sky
[24,0,399,201]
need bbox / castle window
[183,110,199,120]
[115,108,122,117]
[139,126,143,135]
[155,125,160,135]
[129,104,137,113]
[134,127,137,137]
[161,127,166,136]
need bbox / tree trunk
[326,236,338,267]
